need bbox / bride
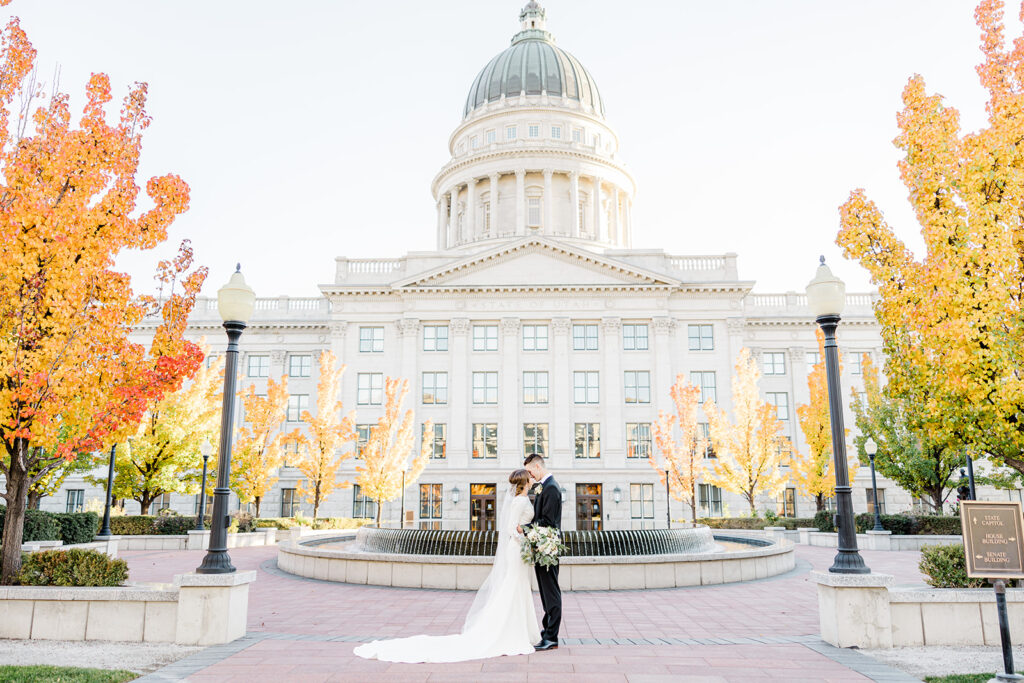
[353,469,541,663]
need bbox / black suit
[528,475,562,643]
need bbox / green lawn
[0,665,137,683]
[925,675,1021,683]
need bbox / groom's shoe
[534,639,559,651]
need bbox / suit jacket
[529,476,561,531]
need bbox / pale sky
[12,1,999,297]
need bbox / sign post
[961,501,1024,682]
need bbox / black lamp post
[197,265,255,575]
[864,437,884,532]
[195,440,212,531]
[665,468,672,529]
[807,256,869,574]
[97,443,117,538]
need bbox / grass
[925,675,1021,683]
[0,665,137,682]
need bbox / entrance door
[575,483,603,531]
[470,483,497,531]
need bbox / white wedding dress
[354,492,541,663]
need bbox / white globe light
[864,437,877,456]
[217,264,256,324]
[806,256,846,318]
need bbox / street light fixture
[807,256,869,574]
[864,437,884,532]
[612,486,621,504]
[451,486,460,506]
[97,443,119,538]
[197,265,255,575]
[196,440,213,531]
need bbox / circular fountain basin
[276,526,795,591]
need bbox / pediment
[393,238,678,290]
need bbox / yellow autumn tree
[295,351,356,519]
[355,378,431,527]
[650,374,707,523]
[231,375,293,517]
[704,348,788,514]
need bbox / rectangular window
[281,488,300,517]
[423,325,449,352]
[287,394,309,422]
[282,437,299,467]
[687,324,714,351]
[850,351,863,375]
[423,422,446,459]
[288,354,311,377]
[472,423,498,459]
[866,487,886,515]
[624,371,651,404]
[472,324,498,351]
[472,371,498,404]
[573,371,600,404]
[807,351,821,373]
[698,483,723,517]
[777,487,797,517]
[528,124,540,137]
[572,323,599,350]
[359,326,384,353]
[355,424,372,459]
[574,423,601,459]
[247,354,270,378]
[523,423,549,457]
[527,197,541,226]
[357,373,383,405]
[625,422,652,459]
[523,371,549,404]
[419,484,443,529]
[522,324,549,351]
[485,129,496,144]
[422,372,448,405]
[353,485,377,519]
[65,489,84,514]
[551,125,562,139]
[470,135,478,149]
[572,128,583,142]
[690,371,717,403]
[763,352,786,375]
[506,125,517,140]
[766,392,789,421]
[622,324,649,351]
[630,483,655,529]
[698,421,715,458]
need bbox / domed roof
[463,3,604,119]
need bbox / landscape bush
[696,517,815,530]
[919,543,987,588]
[814,510,836,532]
[254,517,298,530]
[813,510,962,536]
[18,548,128,587]
[52,512,99,545]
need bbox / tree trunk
[26,490,42,510]
[1,442,30,585]
[255,496,262,518]
[376,500,382,528]
[931,490,945,514]
[815,494,825,512]
[139,497,151,515]
[690,481,697,524]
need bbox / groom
[521,453,561,651]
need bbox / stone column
[397,318,420,403]
[551,318,572,465]
[623,196,631,247]
[515,170,526,235]
[610,186,620,244]
[449,318,470,468]
[652,317,675,411]
[591,176,603,242]
[465,178,476,240]
[601,316,623,459]
[569,171,580,237]
[269,350,286,377]
[489,173,500,237]
[436,197,447,249]
[543,169,553,234]
[500,318,521,463]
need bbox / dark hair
[509,469,531,496]
[523,453,544,467]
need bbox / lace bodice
[504,494,534,541]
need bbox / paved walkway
[129,545,925,682]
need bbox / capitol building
[47,3,901,528]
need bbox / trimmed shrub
[230,512,256,534]
[18,548,128,587]
[52,512,100,545]
[311,517,371,531]
[153,515,197,536]
[919,543,985,588]
[109,515,158,535]
[814,510,835,532]
[778,517,817,530]
[697,517,768,530]
[22,509,62,542]
[916,515,963,535]
[254,517,298,530]
[854,513,916,535]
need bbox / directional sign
[961,500,1024,579]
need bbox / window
[423,422,446,459]
[624,371,651,404]
[551,125,562,139]
[353,485,377,519]
[528,124,540,137]
[528,196,541,227]
[289,354,311,377]
[698,422,715,458]
[699,483,723,517]
[281,488,300,517]
[422,372,448,404]
[287,394,309,422]
[766,392,789,421]
[282,437,300,467]
[247,354,269,378]
[622,324,649,351]
[572,128,582,143]
[777,487,797,517]
[522,324,548,351]
[630,483,655,529]
[807,351,821,372]
[572,323,599,350]
[355,424,372,458]
[578,199,587,233]
[206,354,217,369]
[470,135,478,149]
[523,371,549,404]
[472,423,498,459]
[483,200,491,233]
[523,423,549,456]
[850,351,864,375]
[472,372,498,404]
[485,129,496,144]
[866,487,886,515]
[472,324,498,351]
[153,493,172,512]
[574,423,601,459]
[357,373,383,405]
[573,371,599,404]
[763,352,786,375]
[423,325,449,352]
[359,326,384,353]
[419,484,443,529]
[691,371,717,403]
[65,489,84,514]
[506,125,517,140]
[687,324,714,351]
[626,423,652,459]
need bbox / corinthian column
[543,169,553,234]
[591,176,603,241]
[569,171,580,237]
[489,173,500,237]
[466,178,476,239]
[515,170,526,235]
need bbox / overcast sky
[12,1,1002,297]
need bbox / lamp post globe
[864,437,884,532]
[197,265,255,575]
[806,257,869,574]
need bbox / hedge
[919,543,988,588]
[813,510,963,535]
[52,512,99,545]
[0,506,62,543]
[697,517,816,531]
[18,548,128,587]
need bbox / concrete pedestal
[865,529,892,551]
[186,530,211,551]
[812,570,894,649]
[173,570,256,645]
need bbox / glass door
[470,483,497,531]
[575,483,603,530]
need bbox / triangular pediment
[393,238,679,290]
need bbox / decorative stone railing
[744,291,876,316]
[192,296,329,320]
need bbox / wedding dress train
[353,493,541,663]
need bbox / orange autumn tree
[355,378,431,527]
[0,9,201,583]
[649,374,707,523]
[231,376,293,517]
[295,351,356,519]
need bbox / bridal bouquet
[520,526,567,568]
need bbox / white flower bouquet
[520,525,567,568]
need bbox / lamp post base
[196,549,236,574]
[829,549,870,574]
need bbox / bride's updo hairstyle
[509,468,531,496]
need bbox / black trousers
[535,564,561,642]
